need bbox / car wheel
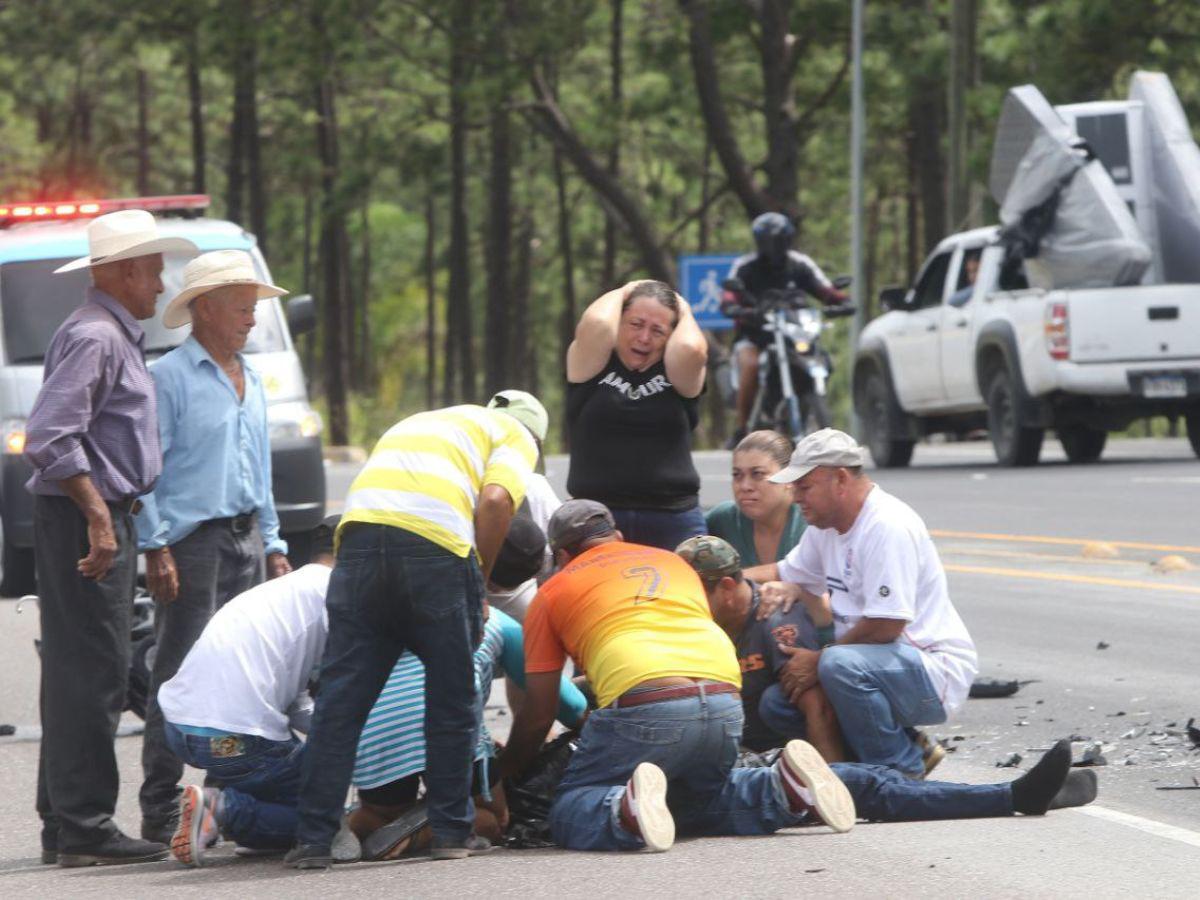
[1057,425,1107,464]
[857,369,914,468]
[986,368,1044,467]
[1186,410,1200,459]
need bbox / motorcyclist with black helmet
[723,212,848,448]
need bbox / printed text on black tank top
[599,370,671,400]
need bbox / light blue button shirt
[137,335,286,556]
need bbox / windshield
[0,250,287,363]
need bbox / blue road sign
[678,254,740,330]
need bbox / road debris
[1072,741,1109,767]
[1187,718,1200,748]
[996,752,1023,768]
[969,677,1020,698]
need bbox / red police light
[0,195,209,225]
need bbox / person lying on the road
[679,535,1098,822]
[499,499,857,853]
[347,517,587,862]
[157,516,340,867]
[745,429,979,778]
[675,535,843,759]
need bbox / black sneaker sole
[58,849,170,867]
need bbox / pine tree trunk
[244,16,268,257]
[553,145,577,447]
[758,0,799,216]
[187,28,206,194]
[226,61,246,224]
[136,67,150,196]
[425,190,438,410]
[448,1,474,402]
[484,105,512,398]
[602,0,623,287]
[511,212,533,393]
[314,68,349,445]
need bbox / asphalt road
[1,436,1198,896]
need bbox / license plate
[1142,374,1187,399]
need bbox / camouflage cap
[675,535,742,582]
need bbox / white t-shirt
[158,564,332,741]
[777,485,977,714]
[488,472,562,623]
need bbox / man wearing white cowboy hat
[25,208,197,866]
[134,249,293,843]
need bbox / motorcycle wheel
[126,634,155,720]
[801,394,831,435]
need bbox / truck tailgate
[1068,284,1200,363]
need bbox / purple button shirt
[25,287,162,501]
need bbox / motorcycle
[19,588,156,720]
[722,276,855,442]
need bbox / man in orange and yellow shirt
[500,499,856,852]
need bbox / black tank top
[566,352,701,511]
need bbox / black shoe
[141,814,179,846]
[40,822,57,865]
[283,844,333,871]
[429,833,495,860]
[58,833,169,867]
[362,804,429,861]
[1048,769,1099,810]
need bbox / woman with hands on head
[564,279,709,550]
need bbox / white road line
[1073,805,1200,850]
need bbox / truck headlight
[268,403,323,441]
[1,419,26,454]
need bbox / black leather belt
[108,497,143,515]
[210,513,256,535]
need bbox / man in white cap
[25,209,197,866]
[135,249,293,843]
[743,428,978,778]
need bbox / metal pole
[848,0,866,438]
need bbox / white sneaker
[617,762,675,852]
[776,740,856,834]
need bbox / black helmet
[751,212,795,267]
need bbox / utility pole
[849,0,865,437]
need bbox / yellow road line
[932,529,1200,555]
[940,546,1152,569]
[944,563,1200,596]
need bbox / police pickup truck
[0,195,325,593]
[853,226,1200,467]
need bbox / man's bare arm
[59,473,118,579]
[474,483,516,581]
[838,616,906,645]
[498,671,562,778]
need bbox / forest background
[2,0,1198,449]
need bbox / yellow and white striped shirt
[340,406,538,558]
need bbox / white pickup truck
[852,226,1200,467]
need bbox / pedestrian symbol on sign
[678,253,740,330]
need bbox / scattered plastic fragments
[1072,741,1108,767]
[1187,718,1200,748]
[969,677,1021,699]
[1096,641,1110,650]
[996,752,1023,768]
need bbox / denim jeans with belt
[294,523,484,849]
[164,723,304,849]
[548,688,801,850]
[818,643,947,776]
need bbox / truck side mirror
[878,286,909,311]
[286,294,317,336]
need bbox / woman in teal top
[706,430,806,567]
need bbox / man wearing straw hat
[25,209,197,866]
[135,249,293,844]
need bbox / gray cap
[768,428,867,483]
[547,499,617,553]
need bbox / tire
[1,537,36,597]
[126,634,156,720]
[1057,425,1107,464]
[856,369,914,468]
[1186,411,1200,459]
[985,367,1044,467]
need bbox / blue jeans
[548,690,800,850]
[609,506,705,552]
[295,524,484,849]
[164,722,304,849]
[757,682,810,741]
[832,763,1011,821]
[818,643,947,776]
